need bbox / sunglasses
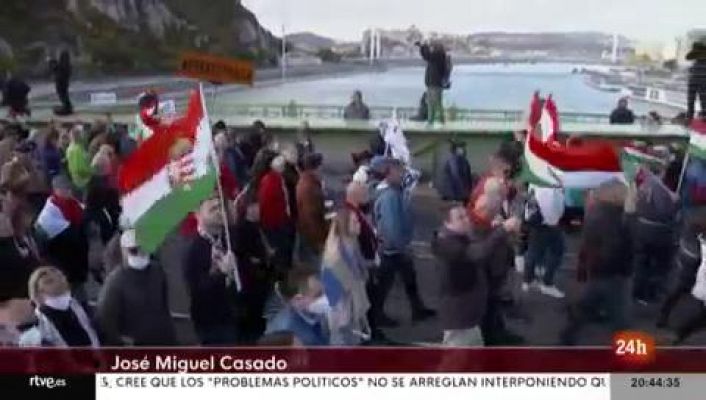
[126,247,141,256]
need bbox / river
[220,63,657,115]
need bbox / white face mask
[127,254,150,270]
[306,295,332,316]
[44,292,72,311]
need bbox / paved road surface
[90,173,706,346]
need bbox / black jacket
[419,44,447,88]
[609,107,635,124]
[85,175,121,244]
[580,204,635,279]
[0,235,39,300]
[433,227,502,330]
[184,230,240,329]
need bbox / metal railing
[223,103,613,125]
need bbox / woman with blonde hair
[21,266,99,347]
[320,207,371,345]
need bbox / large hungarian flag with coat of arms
[119,87,217,253]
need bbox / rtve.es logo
[29,375,67,389]
[612,331,656,365]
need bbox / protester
[344,90,371,121]
[184,196,241,345]
[96,229,177,346]
[609,98,635,124]
[415,40,450,124]
[438,141,473,202]
[658,207,706,329]
[686,41,706,121]
[233,202,273,344]
[13,140,50,214]
[65,125,93,193]
[258,153,294,274]
[0,124,24,167]
[522,186,566,298]
[467,179,523,345]
[265,266,331,346]
[41,128,63,186]
[434,206,514,346]
[1,72,31,118]
[295,121,316,167]
[22,267,99,347]
[35,175,89,298]
[0,297,34,347]
[372,158,435,326]
[296,153,328,262]
[632,155,679,305]
[49,50,73,116]
[561,180,637,345]
[0,186,39,301]
[321,208,370,345]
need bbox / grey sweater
[96,263,177,346]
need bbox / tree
[316,48,342,63]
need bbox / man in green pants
[416,40,450,125]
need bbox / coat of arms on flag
[119,87,217,253]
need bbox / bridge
[14,102,690,180]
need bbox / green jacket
[66,142,93,189]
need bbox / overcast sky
[243,0,706,43]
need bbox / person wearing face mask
[184,196,242,345]
[95,229,176,346]
[35,175,89,302]
[438,141,473,202]
[20,267,99,347]
[258,154,294,275]
[265,266,331,346]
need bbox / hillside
[0,0,281,76]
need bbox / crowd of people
[1,109,705,349]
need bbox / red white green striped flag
[522,94,623,188]
[688,119,706,160]
[119,87,217,253]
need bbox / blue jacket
[265,306,329,346]
[374,182,414,254]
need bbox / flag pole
[676,152,690,195]
[201,82,242,292]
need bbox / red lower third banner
[1,348,706,374]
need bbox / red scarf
[50,194,83,226]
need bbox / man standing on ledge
[416,40,450,125]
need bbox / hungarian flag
[119,87,217,253]
[527,92,559,142]
[688,118,706,160]
[522,95,623,188]
[620,145,666,183]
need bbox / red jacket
[258,170,290,230]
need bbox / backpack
[442,54,453,90]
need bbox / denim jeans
[524,225,564,286]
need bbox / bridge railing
[223,103,612,125]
